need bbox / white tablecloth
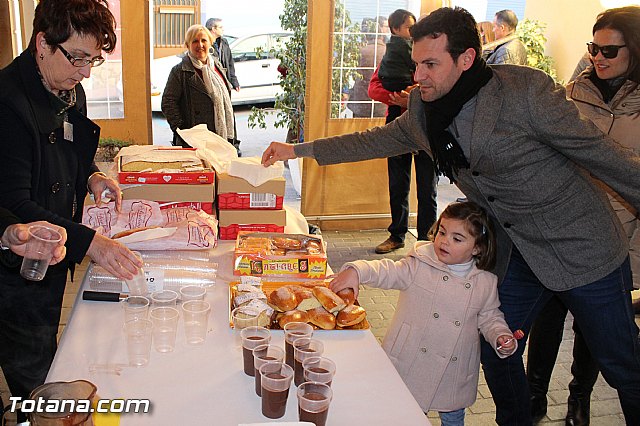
[47,210,429,425]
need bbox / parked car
[150,31,292,111]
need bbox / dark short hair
[495,10,519,31]
[388,9,416,35]
[205,18,222,31]
[28,0,117,53]
[593,6,640,83]
[410,7,481,60]
[428,201,496,271]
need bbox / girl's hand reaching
[496,334,517,356]
[328,267,360,300]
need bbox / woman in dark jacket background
[162,24,235,148]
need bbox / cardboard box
[218,209,286,240]
[118,153,215,185]
[85,183,215,214]
[121,183,215,214]
[216,173,285,210]
[233,231,327,279]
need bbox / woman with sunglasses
[0,1,142,420]
[527,6,640,425]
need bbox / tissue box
[218,209,286,240]
[216,173,285,210]
[117,148,215,185]
[233,231,327,278]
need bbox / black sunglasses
[586,42,627,59]
[57,44,105,68]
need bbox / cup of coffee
[259,361,294,419]
[19,225,62,281]
[283,322,313,369]
[253,344,285,396]
[240,326,271,376]
[297,381,332,426]
[293,337,324,386]
[303,356,336,387]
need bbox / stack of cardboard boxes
[116,147,216,219]
[216,173,286,240]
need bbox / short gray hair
[495,10,518,31]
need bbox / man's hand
[388,84,416,108]
[2,222,67,265]
[88,172,123,212]
[261,142,296,167]
[86,233,143,280]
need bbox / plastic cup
[19,225,62,281]
[124,251,147,296]
[231,306,260,329]
[297,382,333,426]
[283,322,313,369]
[123,318,153,367]
[182,300,211,345]
[179,285,206,302]
[259,362,294,419]
[122,296,150,323]
[293,338,324,386]
[303,357,336,387]
[149,307,179,353]
[253,344,285,396]
[150,290,179,307]
[240,326,271,376]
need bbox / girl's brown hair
[428,201,496,270]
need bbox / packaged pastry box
[117,147,215,185]
[229,280,369,330]
[233,231,327,279]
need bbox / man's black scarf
[423,57,493,182]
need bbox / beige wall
[524,1,605,82]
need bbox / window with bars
[331,0,421,119]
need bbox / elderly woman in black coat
[162,24,236,148]
[0,0,141,417]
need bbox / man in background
[205,17,242,156]
[482,9,527,65]
[205,18,240,92]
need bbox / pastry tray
[229,280,369,330]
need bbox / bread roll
[269,286,298,312]
[307,306,336,330]
[336,304,366,327]
[336,288,356,306]
[296,295,322,311]
[277,309,309,328]
[312,286,346,313]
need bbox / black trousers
[385,108,437,242]
[527,296,600,402]
[0,268,67,422]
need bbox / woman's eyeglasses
[586,42,627,59]
[57,45,105,67]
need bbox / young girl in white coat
[330,201,517,425]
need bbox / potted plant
[516,18,560,82]
[94,137,133,162]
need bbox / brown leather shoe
[375,237,405,254]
